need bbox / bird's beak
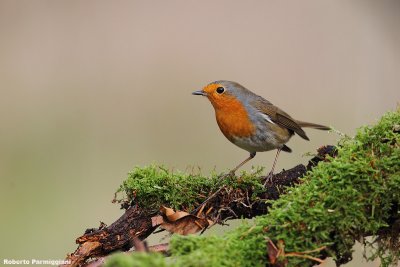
[192,90,206,96]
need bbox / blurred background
[0,1,399,266]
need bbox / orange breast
[214,97,255,141]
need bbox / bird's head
[192,80,248,110]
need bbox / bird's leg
[264,148,282,186]
[196,152,256,213]
[229,152,256,176]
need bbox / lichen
[106,108,400,267]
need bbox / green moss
[105,252,167,267]
[114,165,264,211]
[170,222,267,267]
[107,109,400,267]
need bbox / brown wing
[251,97,309,140]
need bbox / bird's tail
[296,120,331,131]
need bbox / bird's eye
[216,87,225,94]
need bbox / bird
[192,80,330,183]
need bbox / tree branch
[64,146,336,267]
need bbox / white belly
[232,133,282,153]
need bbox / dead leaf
[161,206,190,221]
[156,206,214,235]
[266,238,287,267]
[266,238,279,264]
[151,215,164,227]
[265,238,325,266]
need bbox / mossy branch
[65,109,400,267]
[65,154,327,266]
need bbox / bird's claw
[219,170,236,179]
[263,171,274,186]
[228,170,236,177]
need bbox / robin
[192,80,330,182]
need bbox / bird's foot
[219,170,236,179]
[228,170,236,177]
[263,171,274,186]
